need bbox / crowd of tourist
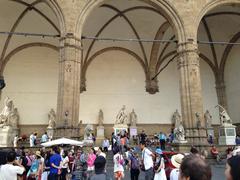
[1,130,240,180]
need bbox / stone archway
[43,0,66,34]
[76,0,185,42]
[196,1,240,127]
[76,1,184,134]
[76,0,185,94]
[195,0,240,39]
[0,0,65,135]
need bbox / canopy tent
[41,137,84,147]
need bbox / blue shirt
[50,153,61,174]
[159,134,166,140]
[41,134,48,143]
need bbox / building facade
[0,0,240,143]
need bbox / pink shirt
[87,153,96,167]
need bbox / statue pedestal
[218,123,236,145]
[47,128,54,140]
[114,124,128,136]
[83,139,94,146]
[130,126,137,137]
[173,139,187,144]
[96,126,105,146]
[0,126,18,147]
[129,126,138,144]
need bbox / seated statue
[84,124,93,140]
[0,97,15,127]
[174,121,185,142]
[8,108,19,128]
[48,109,56,128]
[115,105,128,125]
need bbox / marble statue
[8,108,19,128]
[98,109,104,126]
[195,112,202,128]
[216,104,232,124]
[84,124,93,140]
[129,109,137,126]
[115,105,128,125]
[172,110,185,142]
[174,121,185,142]
[0,97,15,127]
[47,109,56,128]
[204,110,212,128]
[172,109,181,127]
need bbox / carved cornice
[145,75,159,94]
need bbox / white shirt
[29,134,34,147]
[0,164,24,180]
[13,137,18,147]
[102,140,110,148]
[142,148,153,170]
[170,168,180,180]
[113,153,124,172]
[62,156,69,169]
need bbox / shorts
[114,171,124,179]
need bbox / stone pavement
[104,150,226,180]
[104,165,225,180]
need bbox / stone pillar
[215,79,228,110]
[55,33,81,138]
[177,42,207,144]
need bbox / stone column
[55,33,81,138]
[177,42,207,144]
[215,78,228,110]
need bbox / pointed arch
[196,0,240,39]
[0,42,58,75]
[76,0,185,43]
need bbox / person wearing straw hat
[170,154,184,180]
[153,148,166,180]
[27,151,43,180]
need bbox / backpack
[21,156,28,168]
[130,155,140,170]
[26,156,32,167]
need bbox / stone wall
[0,0,240,137]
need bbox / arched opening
[76,0,183,135]
[0,0,63,134]
[197,2,240,127]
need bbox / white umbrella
[41,137,84,147]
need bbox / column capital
[177,42,200,69]
[177,42,199,56]
[59,33,82,50]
